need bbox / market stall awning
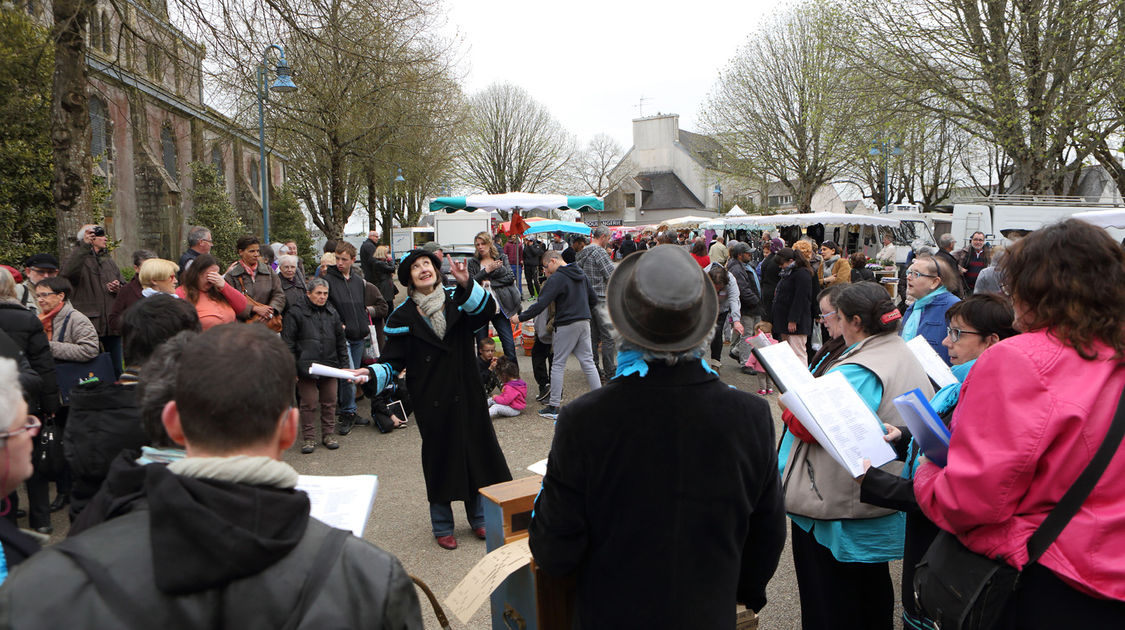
[705,212,901,230]
[661,215,717,228]
[498,216,546,235]
[523,220,591,236]
[1073,209,1125,229]
[429,192,604,213]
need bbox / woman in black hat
[352,249,511,550]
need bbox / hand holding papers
[296,474,378,537]
[779,371,898,478]
[893,389,952,467]
[752,342,814,393]
[905,336,958,389]
[309,362,369,383]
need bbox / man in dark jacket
[62,224,124,376]
[359,229,380,280]
[0,324,423,629]
[177,225,212,275]
[324,242,371,433]
[523,236,545,297]
[528,245,785,629]
[107,249,155,334]
[726,241,762,364]
[758,237,783,324]
[511,250,601,419]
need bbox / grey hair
[591,226,610,240]
[307,277,329,291]
[939,233,956,248]
[186,226,211,247]
[278,254,298,267]
[77,224,95,243]
[133,249,157,267]
[0,359,19,434]
[0,267,15,300]
[541,249,562,265]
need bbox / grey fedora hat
[607,246,718,353]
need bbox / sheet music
[309,362,361,381]
[753,343,814,393]
[785,371,897,477]
[905,336,958,388]
[444,538,533,624]
[297,474,378,537]
[527,458,548,476]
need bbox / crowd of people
[0,216,1122,628]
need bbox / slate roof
[678,129,724,170]
[633,172,705,210]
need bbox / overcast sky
[442,0,774,150]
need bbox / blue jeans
[510,264,522,296]
[336,338,366,415]
[475,311,517,361]
[429,494,484,537]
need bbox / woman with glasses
[36,277,99,363]
[901,254,960,365]
[914,220,1125,626]
[780,281,933,630]
[0,359,43,581]
[859,294,1016,629]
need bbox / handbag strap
[56,312,72,342]
[1026,383,1125,564]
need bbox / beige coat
[49,302,101,362]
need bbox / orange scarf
[38,302,64,339]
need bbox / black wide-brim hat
[607,245,718,353]
[397,249,443,289]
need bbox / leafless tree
[573,134,629,197]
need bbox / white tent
[662,215,717,228]
[725,205,748,217]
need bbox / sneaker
[741,366,760,376]
[436,535,458,550]
[322,435,339,450]
[757,388,768,396]
[538,405,560,420]
[766,388,775,395]
[336,413,354,436]
[352,414,372,427]
[535,387,550,402]
[300,440,315,454]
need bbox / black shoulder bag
[914,387,1125,629]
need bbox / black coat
[0,518,39,571]
[759,254,781,322]
[528,362,786,629]
[282,298,349,378]
[324,267,369,341]
[378,283,511,503]
[0,329,42,412]
[368,259,397,304]
[64,380,146,521]
[772,267,814,335]
[0,302,58,416]
[726,258,761,314]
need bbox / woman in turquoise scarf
[901,254,961,365]
[860,294,1017,629]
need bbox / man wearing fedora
[528,245,785,629]
[510,250,601,420]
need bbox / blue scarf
[902,287,949,340]
[614,349,717,379]
[929,359,975,416]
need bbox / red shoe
[436,535,458,550]
[472,526,486,540]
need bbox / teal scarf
[902,287,949,340]
[929,359,975,416]
[614,349,717,379]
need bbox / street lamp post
[257,44,297,243]
[868,138,903,213]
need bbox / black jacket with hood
[1,460,423,629]
[517,263,596,327]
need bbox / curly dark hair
[944,294,1017,341]
[999,219,1125,359]
[181,254,226,305]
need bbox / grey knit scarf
[413,287,447,339]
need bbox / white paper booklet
[297,474,378,537]
[779,371,897,478]
[527,458,548,476]
[309,362,360,381]
[752,342,815,393]
[905,336,958,389]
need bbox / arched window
[211,145,224,181]
[89,10,101,49]
[249,157,260,193]
[89,96,112,171]
[101,12,110,53]
[160,123,178,180]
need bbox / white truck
[951,197,1125,247]
[432,210,494,254]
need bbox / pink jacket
[493,379,528,411]
[914,329,1125,600]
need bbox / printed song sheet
[782,371,897,477]
[444,538,533,624]
[752,343,815,393]
[309,362,362,381]
[297,474,378,537]
[905,336,958,389]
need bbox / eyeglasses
[0,416,41,439]
[200,238,213,244]
[946,326,990,342]
[34,292,58,299]
[816,310,837,322]
[906,270,938,279]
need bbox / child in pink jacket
[488,357,527,418]
[743,321,779,395]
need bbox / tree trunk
[1093,141,1125,199]
[51,0,95,253]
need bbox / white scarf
[413,287,447,339]
[167,455,298,489]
